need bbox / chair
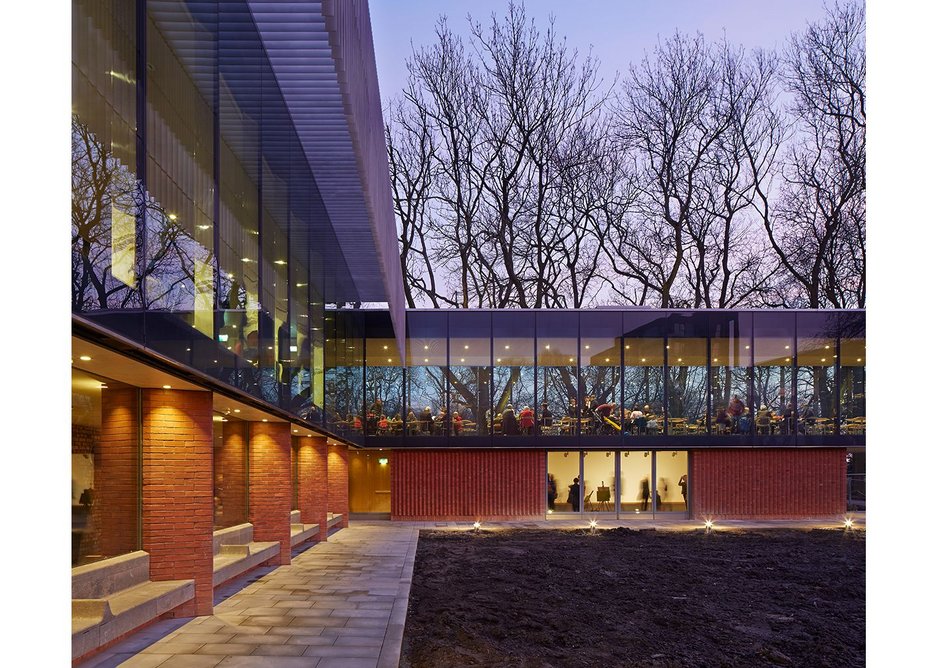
[668,418,687,435]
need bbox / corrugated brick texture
[91,389,139,560]
[216,421,248,528]
[327,444,350,527]
[691,448,847,519]
[297,436,329,541]
[142,389,214,616]
[249,422,292,565]
[391,450,547,520]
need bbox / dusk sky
[371,0,833,108]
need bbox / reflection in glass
[840,337,866,432]
[710,337,750,436]
[667,338,708,435]
[324,317,363,435]
[493,315,535,436]
[753,314,795,435]
[448,325,491,436]
[580,314,621,437]
[623,339,664,435]
[407,335,447,436]
[797,314,838,434]
[365,338,404,435]
[537,313,578,436]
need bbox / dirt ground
[400,528,865,668]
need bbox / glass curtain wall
[623,337,664,435]
[493,313,535,436]
[447,312,492,437]
[709,313,753,436]
[665,314,709,435]
[324,313,363,436]
[797,312,838,435]
[753,313,795,436]
[72,368,140,566]
[536,312,578,437]
[406,312,447,436]
[656,451,688,512]
[839,312,866,434]
[582,452,616,513]
[580,313,622,438]
[548,451,581,512]
[620,451,653,514]
[364,337,403,435]
[73,0,334,426]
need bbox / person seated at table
[594,402,619,434]
[377,414,389,432]
[453,411,463,435]
[738,407,753,434]
[419,406,433,433]
[352,414,363,431]
[502,405,520,435]
[645,415,658,434]
[406,409,418,434]
[437,407,451,435]
[755,404,774,434]
[713,405,733,433]
[799,401,816,433]
[540,402,553,429]
[389,413,403,433]
[519,405,535,435]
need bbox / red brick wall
[296,436,329,541]
[391,450,547,520]
[249,422,292,565]
[92,388,139,560]
[141,389,214,616]
[327,444,349,527]
[691,448,847,519]
[215,422,248,528]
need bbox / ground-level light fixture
[589,519,598,534]
[704,519,714,534]
[844,517,854,530]
[473,521,481,533]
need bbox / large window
[548,451,581,513]
[797,313,838,434]
[407,312,447,436]
[537,312,578,437]
[839,313,866,435]
[710,313,753,436]
[324,314,363,436]
[448,313,491,436]
[753,313,795,436]
[580,313,622,438]
[582,452,616,513]
[72,368,139,566]
[619,451,653,514]
[365,337,404,435]
[623,338,664,435]
[493,313,535,436]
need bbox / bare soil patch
[401,528,864,667]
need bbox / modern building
[70,0,865,661]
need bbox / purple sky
[370,0,833,107]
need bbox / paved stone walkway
[79,523,419,668]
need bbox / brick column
[216,421,248,527]
[86,388,140,561]
[141,389,214,617]
[328,443,350,528]
[249,422,292,565]
[297,436,329,541]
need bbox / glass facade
[73,0,349,426]
[333,309,864,448]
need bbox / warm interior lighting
[261,419,268,422]
[424,358,429,363]
[857,358,862,362]
[383,345,388,350]
[424,345,429,350]
[197,224,210,231]
[168,213,177,221]
[497,358,502,363]
[460,358,465,362]
[677,357,682,362]
[233,409,240,413]
[293,429,298,433]
[274,260,287,265]
[641,358,646,362]
[79,355,92,361]
[605,358,610,362]
[825,345,830,349]
[625,345,630,349]
[545,344,550,349]
[785,345,790,349]
[241,257,251,262]
[585,345,590,350]
[505,345,510,350]
[378,458,389,465]
[569,357,574,362]
[464,345,469,350]
[387,358,392,363]
[100,384,108,389]
[162,385,171,389]
[821,358,826,362]
[745,345,750,349]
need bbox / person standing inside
[640,477,651,511]
[568,477,581,512]
[679,474,688,510]
[547,474,558,511]
[502,404,520,435]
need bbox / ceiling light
[825,345,830,349]
[821,358,826,362]
[641,358,646,362]
[162,385,171,389]
[262,419,268,422]
[197,224,210,231]
[424,358,429,363]
[585,345,590,350]
[497,358,502,363]
[293,429,298,433]
[568,358,574,362]
[505,345,510,350]
[241,257,251,262]
[460,358,465,362]
[274,260,287,265]
[625,345,630,349]
[424,345,429,350]
[383,345,388,350]
[168,213,177,221]
[234,409,240,413]
[677,357,682,362]
[387,358,392,363]
[545,344,550,349]
[100,384,108,389]
[745,345,750,349]
[785,345,790,349]
[857,358,862,362]
[79,355,92,361]
[464,345,469,350]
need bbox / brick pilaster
[141,389,214,616]
[249,421,292,565]
[297,436,329,541]
[327,444,349,528]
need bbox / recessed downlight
[79,355,92,361]
[162,385,172,389]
